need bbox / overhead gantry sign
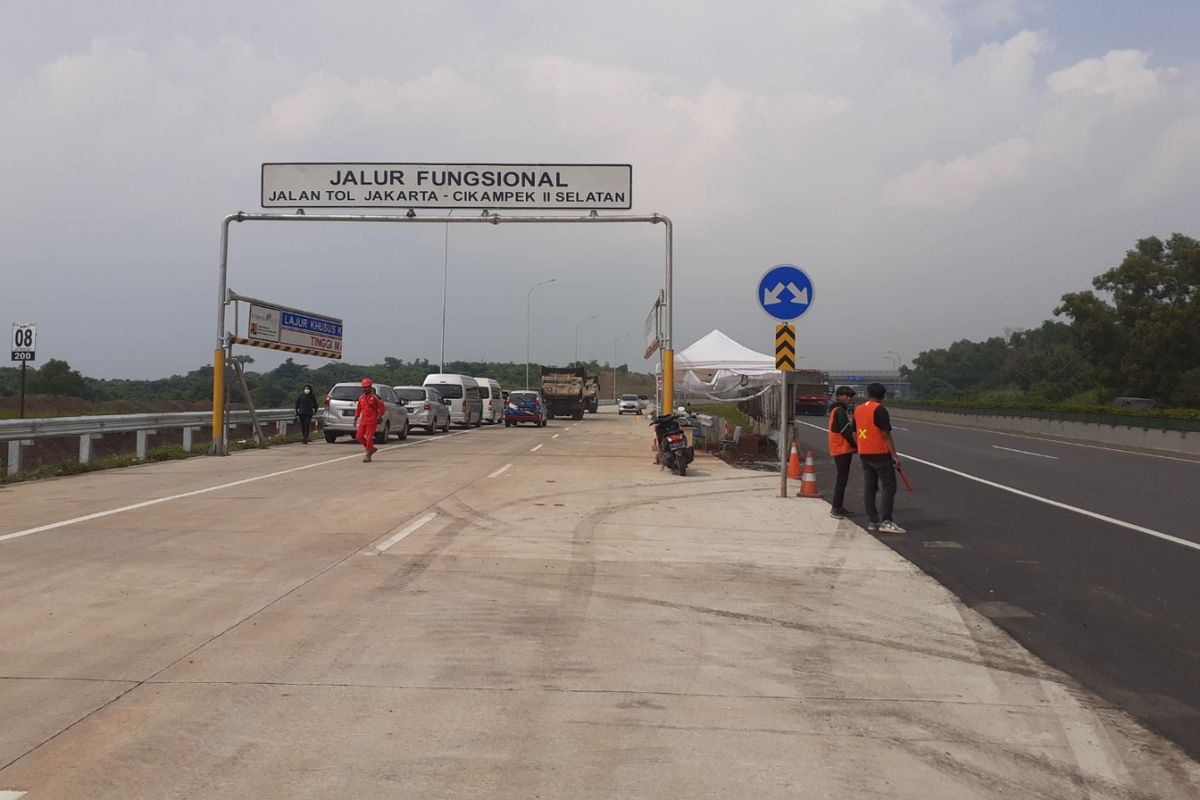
[209,162,673,455]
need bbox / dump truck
[583,375,600,414]
[789,369,832,416]
[539,366,587,420]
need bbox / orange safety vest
[853,401,890,456]
[828,406,855,456]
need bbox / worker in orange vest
[853,382,905,533]
[827,386,858,519]
[355,378,386,463]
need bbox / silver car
[617,394,642,415]
[322,382,409,443]
[394,385,451,434]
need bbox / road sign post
[11,323,37,419]
[757,266,814,497]
[775,323,796,497]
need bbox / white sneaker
[878,520,906,534]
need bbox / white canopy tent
[667,329,779,400]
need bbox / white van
[422,374,483,428]
[474,377,504,424]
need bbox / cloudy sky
[2,0,1198,378]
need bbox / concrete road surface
[793,410,1200,762]
[1,409,1198,799]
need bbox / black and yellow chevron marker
[775,324,796,372]
[228,336,342,360]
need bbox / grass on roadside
[691,403,754,430]
[0,433,304,485]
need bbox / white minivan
[474,377,504,424]
[422,374,483,428]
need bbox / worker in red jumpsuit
[355,378,386,462]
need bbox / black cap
[835,385,856,396]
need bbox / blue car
[504,391,548,427]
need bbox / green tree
[1056,234,1200,402]
[29,359,86,396]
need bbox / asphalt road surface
[791,411,1200,760]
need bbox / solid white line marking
[0,792,28,799]
[992,445,1058,460]
[375,512,437,553]
[0,431,472,545]
[796,420,1200,553]
[905,452,1200,553]
[552,434,560,439]
[899,417,1200,464]
[488,463,512,478]
[530,444,544,452]
[372,513,439,551]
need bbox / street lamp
[574,315,598,367]
[613,331,630,402]
[887,350,903,397]
[884,353,899,371]
[440,209,452,370]
[526,278,556,390]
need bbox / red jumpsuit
[355,392,386,454]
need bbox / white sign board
[644,297,662,360]
[262,163,632,210]
[11,322,36,362]
[248,304,281,343]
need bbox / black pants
[861,456,896,522]
[832,453,854,510]
[297,413,313,442]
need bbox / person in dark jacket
[294,384,318,444]
[827,386,857,518]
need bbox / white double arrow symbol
[763,282,809,306]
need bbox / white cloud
[885,137,1037,209]
[2,4,1200,377]
[1047,49,1169,107]
[261,71,349,138]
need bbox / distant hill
[0,358,660,416]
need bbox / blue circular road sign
[757,264,814,321]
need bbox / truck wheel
[427,419,437,434]
[398,421,408,440]
[374,423,389,444]
[324,432,338,443]
[572,411,584,421]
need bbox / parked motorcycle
[651,411,695,476]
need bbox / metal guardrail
[888,403,1200,433]
[2,409,293,476]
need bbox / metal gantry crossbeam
[212,210,675,454]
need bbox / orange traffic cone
[787,442,802,479]
[796,450,821,499]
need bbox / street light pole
[887,350,903,397]
[574,315,598,367]
[526,278,556,390]
[440,210,452,370]
[613,331,630,402]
